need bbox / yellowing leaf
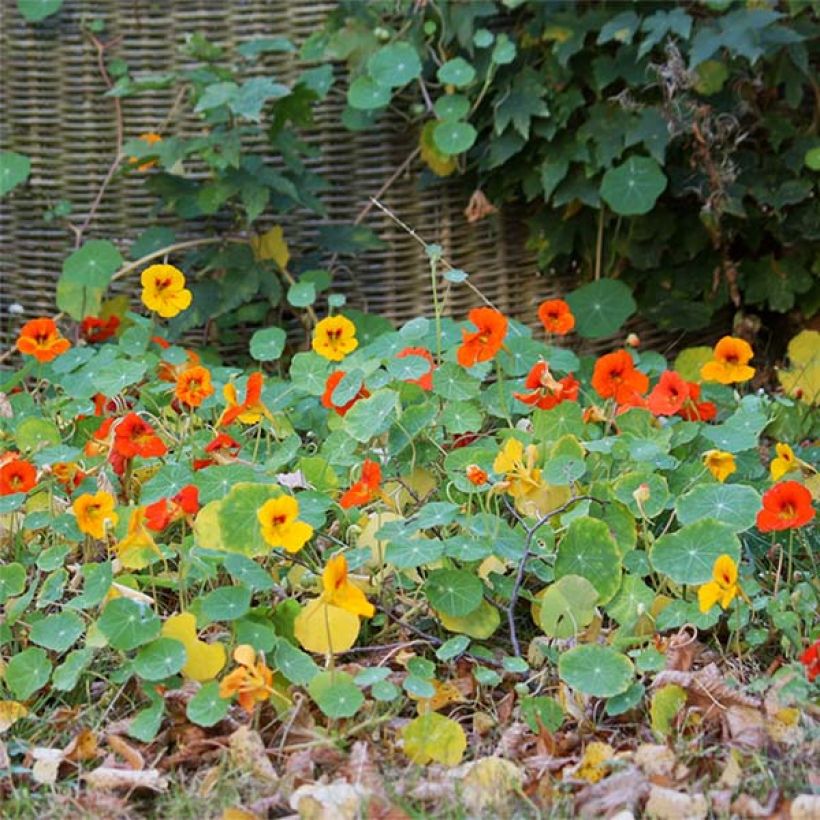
[576,741,614,784]
[0,700,28,733]
[410,679,466,714]
[650,684,686,738]
[673,346,713,382]
[193,501,225,550]
[161,613,226,682]
[402,712,466,766]
[250,225,290,270]
[64,728,99,762]
[778,330,820,405]
[438,599,500,640]
[357,511,404,566]
[419,121,457,177]
[294,598,360,655]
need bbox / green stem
[430,254,442,361]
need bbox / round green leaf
[0,563,26,603]
[97,598,161,651]
[250,327,287,361]
[805,146,820,171]
[436,634,470,661]
[543,455,586,486]
[606,681,645,716]
[566,279,637,339]
[675,484,761,532]
[29,610,84,653]
[61,239,123,288]
[0,150,31,196]
[539,575,599,638]
[694,60,729,95]
[650,519,740,585]
[433,121,477,155]
[613,471,669,518]
[200,585,251,622]
[347,76,391,110]
[6,647,52,700]
[134,638,187,681]
[554,518,622,605]
[308,670,364,718]
[217,482,281,557]
[437,57,476,87]
[15,417,61,453]
[52,648,93,692]
[287,280,316,308]
[425,569,483,616]
[600,156,667,216]
[367,43,421,88]
[17,0,64,22]
[186,681,230,727]
[434,94,470,121]
[606,575,655,629]
[559,644,634,697]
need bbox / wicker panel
[1,0,705,364]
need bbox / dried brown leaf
[644,785,709,819]
[82,766,168,792]
[106,733,145,770]
[289,780,372,819]
[64,728,99,762]
[228,726,278,784]
[575,766,649,819]
[653,663,760,720]
[791,794,820,819]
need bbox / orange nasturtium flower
[513,361,579,411]
[340,460,382,509]
[312,315,358,362]
[257,495,313,553]
[15,317,71,363]
[192,433,241,470]
[537,299,575,336]
[219,645,273,713]
[174,365,214,408]
[756,480,815,532]
[80,315,120,343]
[466,464,488,486]
[140,264,192,318]
[130,132,163,171]
[321,370,370,416]
[73,491,118,539]
[698,554,741,613]
[322,553,375,617]
[113,413,168,459]
[770,443,798,481]
[591,350,649,405]
[145,485,200,532]
[114,507,163,570]
[218,372,274,427]
[647,370,689,416]
[700,336,755,384]
[702,449,736,483]
[0,457,37,496]
[457,307,508,368]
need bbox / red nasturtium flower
[513,361,580,411]
[0,456,37,496]
[175,365,214,408]
[466,464,488,486]
[537,299,575,336]
[648,371,690,416]
[193,433,241,470]
[145,485,200,531]
[15,317,71,363]
[678,382,717,422]
[457,307,508,368]
[756,480,815,532]
[396,347,435,390]
[113,413,168,459]
[218,372,274,427]
[591,350,649,405]
[321,371,370,416]
[800,639,820,683]
[80,315,120,344]
[340,460,382,509]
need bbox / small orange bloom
[537,299,575,335]
[321,553,375,617]
[51,461,85,491]
[678,382,717,422]
[756,480,815,532]
[145,485,200,531]
[219,645,273,713]
[466,464,488,486]
[73,491,118,539]
[701,336,755,384]
[340,460,382,509]
[647,371,689,416]
[113,413,168,459]
[192,433,241,470]
[591,350,649,405]
[513,361,580,411]
[80,315,120,343]
[218,372,274,427]
[321,371,370,417]
[15,317,71,363]
[800,639,820,683]
[0,457,37,496]
[175,365,214,408]
[131,132,163,171]
[457,307,508,368]
[396,347,435,390]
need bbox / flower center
[779,503,796,518]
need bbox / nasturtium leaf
[67,562,112,610]
[15,418,60,453]
[675,483,760,532]
[194,464,258,505]
[436,634,470,661]
[140,463,194,505]
[5,647,51,700]
[491,33,516,64]
[703,404,768,453]
[200,585,251,623]
[438,599,500,639]
[433,121,477,155]
[62,239,123,289]
[673,346,713,381]
[403,675,435,698]
[424,569,483,617]
[651,684,686,738]
[554,518,622,605]
[440,401,482,435]
[437,57,476,87]
[778,330,820,405]
[566,279,637,339]
[368,42,421,87]
[543,455,586,486]
[294,598,360,655]
[216,482,281,557]
[805,146,820,171]
[538,575,599,638]
[29,610,84,653]
[600,156,667,216]
[434,94,470,121]
[606,575,655,630]
[347,76,390,110]
[402,713,466,766]
[344,389,397,442]
[287,280,316,308]
[332,369,365,406]
[97,598,161,651]
[0,563,26,603]
[161,613,226,681]
[250,327,287,361]
[474,28,494,48]
[614,471,670,518]
[128,691,164,742]
[235,618,276,652]
[650,519,740,585]
[0,150,31,196]
[559,644,634,697]
[372,680,401,701]
[433,362,481,400]
[134,637,187,681]
[0,494,25,514]
[606,681,645,716]
[308,671,364,718]
[521,696,564,733]
[186,681,230,727]
[52,648,93,691]
[385,537,444,569]
[275,638,319,684]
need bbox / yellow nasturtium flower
[140,264,192,318]
[702,449,736,483]
[312,315,358,362]
[698,554,741,613]
[700,336,755,384]
[321,553,375,617]
[72,491,118,539]
[770,443,797,481]
[257,495,313,553]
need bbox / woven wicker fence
[1,0,698,362]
